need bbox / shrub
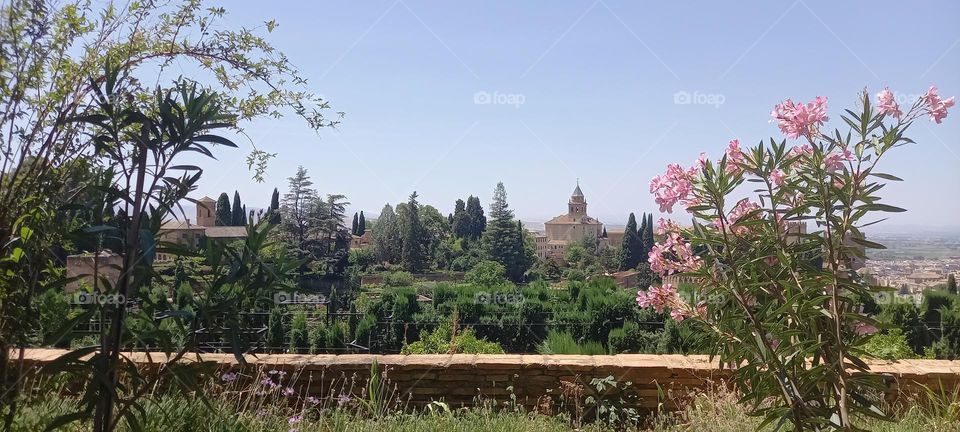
[863,329,916,360]
[537,331,605,355]
[266,307,286,351]
[464,260,507,286]
[401,324,503,354]
[288,311,309,354]
[635,88,955,429]
[309,321,330,354]
[382,271,414,287]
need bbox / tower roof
[571,183,583,198]
[198,196,215,202]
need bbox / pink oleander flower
[772,96,829,139]
[824,148,853,172]
[725,139,745,174]
[650,164,695,213]
[854,322,878,336]
[648,232,702,276]
[637,284,696,322]
[769,169,785,187]
[789,144,813,157]
[713,199,761,235]
[876,87,902,119]
[925,85,955,124]
[656,217,681,235]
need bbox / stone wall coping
[11,349,960,378]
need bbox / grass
[11,367,960,431]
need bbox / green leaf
[870,172,903,181]
[858,203,906,213]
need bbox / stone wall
[14,349,960,411]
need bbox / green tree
[231,191,244,226]
[373,204,401,263]
[481,183,533,282]
[352,212,359,235]
[465,195,486,239]
[310,194,352,277]
[465,260,508,286]
[641,213,655,255]
[948,274,958,295]
[280,166,316,247]
[0,1,338,428]
[451,198,470,239]
[617,213,643,270]
[215,193,232,226]
[358,211,366,235]
[269,187,281,224]
[400,192,428,272]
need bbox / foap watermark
[71,291,127,305]
[474,291,525,305]
[473,90,525,108]
[673,90,725,108]
[274,291,326,304]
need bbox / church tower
[196,196,216,227]
[568,182,586,218]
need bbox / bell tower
[568,181,586,217]
[196,196,216,227]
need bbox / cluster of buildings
[530,183,624,261]
[865,257,960,304]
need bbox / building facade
[532,183,606,261]
[157,196,246,261]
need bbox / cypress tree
[358,211,366,235]
[451,198,470,239]
[643,213,655,252]
[215,193,231,226]
[617,213,643,270]
[948,274,958,295]
[401,192,427,272]
[242,204,247,225]
[602,227,608,238]
[269,187,281,224]
[465,195,486,239]
[351,212,359,235]
[231,191,244,226]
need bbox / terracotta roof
[204,226,248,238]
[544,214,601,225]
[160,220,205,230]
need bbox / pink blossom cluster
[725,139,745,174]
[636,283,691,321]
[713,199,761,235]
[769,169,785,187]
[925,86,955,124]
[876,88,902,119]
[823,148,853,172]
[649,163,698,213]
[656,217,681,235]
[771,96,829,139]
[648,232,702,276]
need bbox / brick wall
[15,349,960,410]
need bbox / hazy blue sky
[188,1,960,229]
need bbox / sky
[186,1,960,231]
